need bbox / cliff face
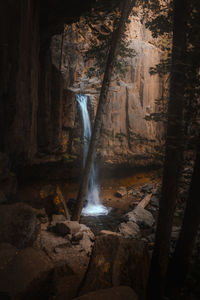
[0,0,40,163]
[0,1,165,169]
[52,15,165,168]
[0,0,94,165]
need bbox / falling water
[76,94,109,216]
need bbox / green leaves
[83,1,136,79]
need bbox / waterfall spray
[76,94,109,216]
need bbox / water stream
[76,94,109,216]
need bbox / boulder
[0,203,38,248]
[40,223,94,278]
[51,264,80,300]
[0,247,53,299]
[55,221,81,237]
[51,214,66,225]
[80,231,150,299]
[119,221,141,239]
[79,224,95,241]
[72,231,84,242]
[115,187,127,198]
[74,286,138,300]
[126,206,155,228]
[39,222,95,300]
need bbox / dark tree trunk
[72,0,135,221]
[166,136,200,298]
[59,31,64,71]
[147,0,188,298]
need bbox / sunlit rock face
[52,12,166,168]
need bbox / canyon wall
[52,14,166,168]
[0,0,94,166]
[0,1,165,170]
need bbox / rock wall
[0,0,94,166]
[0,1,165,170]
[0,0,40,163]
[52,14,166,168]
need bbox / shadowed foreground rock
[0,203,37,248]
[0,247,53,300]
[79,230,150,299]
[0,215,95,300]
[74,286,138,300]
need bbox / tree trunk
[166,135,200,298]
[147,0,188,298]
[59,31,64,71]
[72,0,135,221]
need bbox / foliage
[62,153,77,163]
[83,1,136,79]
[142,0,173,38]
[140,0,172,126]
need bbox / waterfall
[76,94,109,216]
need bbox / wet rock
[126,206,155,228]
[80,231,150,299]
[74,286,138,300]
[119,221,141,239]
[0,247,53,299]
[0,203,38,248]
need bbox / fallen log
[137,193,152,209]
